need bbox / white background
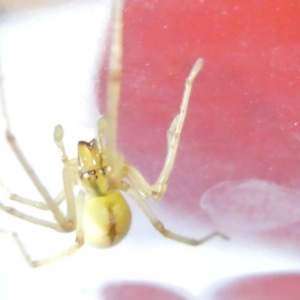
[0,1,299,300]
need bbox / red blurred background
[100,0,300,248]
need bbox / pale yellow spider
[0,0,227,267]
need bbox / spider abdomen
[83,191,131,248]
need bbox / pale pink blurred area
[99,273,300,300]
[101,282,188,300]
[200,272,300,300]
[201,179,300,232]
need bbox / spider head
[78,139,110,196]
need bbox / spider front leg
[126,59,203,200]
[124,59,228,244]
[152,59,204,198]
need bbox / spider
[0,0,227,267]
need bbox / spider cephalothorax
[78,139,111,196]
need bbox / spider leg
[10,190,65,210]
[0,190,85,267]
[0,162,77,232]
[0,230,50,267]
[0,204,63,231]
[0,182,65,210]
[0,178,67,231]
[125,59,204,200]
[127,188,227,245]
[0,68,77,231]
[103,0,125,191]
[152,59,204,198]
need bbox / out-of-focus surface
[1,1,300,300]
[201,272,300,300]
[113,0,300,247]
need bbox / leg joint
[152,183,167,200]
[154,221,166,234]
[5,131,15,143]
